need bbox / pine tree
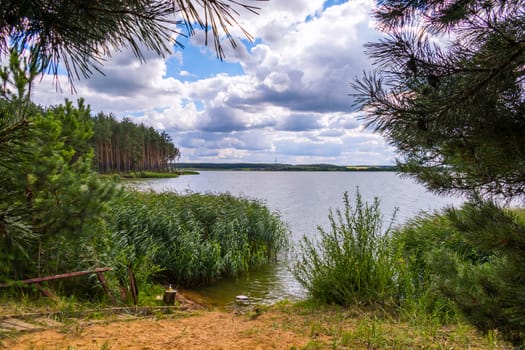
[0,0,263,81]
[354,0,525,344]
[0,52,117,280]
[0,51,39,279]
[25,100,117,276]
[353,0,525,199]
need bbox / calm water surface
[133,171,463,307]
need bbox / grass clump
[291,190,459,318]
[102,190,289,289]
[292,190,398,306]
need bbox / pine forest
[91,113,180,173]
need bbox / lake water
[133,171,464,307]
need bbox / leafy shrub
[292,191,398,306]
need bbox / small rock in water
[235,295,250,304]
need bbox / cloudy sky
[32,0,396,165]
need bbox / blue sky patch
[182,98,204,112]
[127,111,145,117]
[165,40,245,82]
[323,0,349,10]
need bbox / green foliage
[20,101,117,276]
[391,212,464,323]
[121,171,180,179]
[354,0,525,198]
[91,113,180,173]
[0,56,117,283]
[92,216,162,305]
[0,52,40,281]
[439,200,525,346]
[0,0,261,81]
[393,200,525,346]
[293,191,399,306]
[100,191,288,288]
[354,0,525,343]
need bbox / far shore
[175,162,397,172]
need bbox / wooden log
[0,268,113,298]
[0,267,112,288]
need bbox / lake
[133,171,464,307]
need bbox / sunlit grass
[273,300,507,349]
[0,295,510,349]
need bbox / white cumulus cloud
[30,0,394,165]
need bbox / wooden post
[163,285,176,305]
[96,271,117,305]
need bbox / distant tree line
[91,113,180,173]
[176,163,397,172]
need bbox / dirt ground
[1,292,315,350]
[4,310,311,350]
[0,292,504,350]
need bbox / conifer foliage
[354,0,525,344]
[0,0,263,81]
[393,200,525,346]
[353,0,525,198]
[441,200,525,346]
[0,56,117,281]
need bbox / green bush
[292,191,398,306]
[0,97,118,284]
[438,200,525,346]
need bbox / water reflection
[194,263,305,309]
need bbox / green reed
[105,190,288,288]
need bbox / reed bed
[105,190,289,288]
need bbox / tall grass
[102,190,288,288]
[390,212,460,323]
[291,190,465,320]
[293,191,398,306]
